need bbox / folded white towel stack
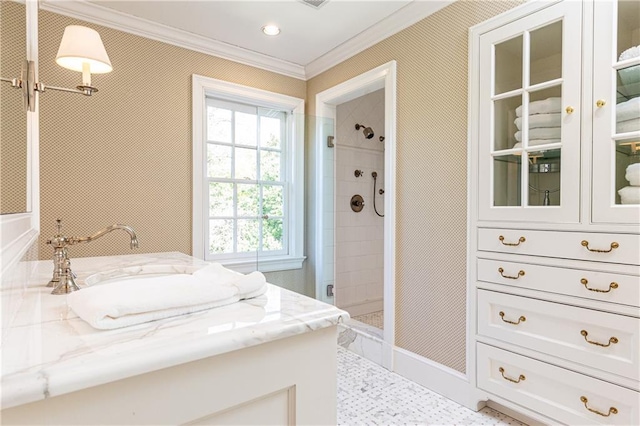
[617,117,640,134]
[514,113,561,131]
[626,163,640,186]
[68,263,268,330]
[618,185,640,205]
[515,97,561,117]
[514,127,561,142]
[513,98,562,149]
[618,45,640,88]
[616,97,640,123]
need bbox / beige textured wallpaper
[307,0,522,373]
[0,1,28,214]
[36,10,310,294]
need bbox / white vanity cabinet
[469,1,640,424]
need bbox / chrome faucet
[46,219,139,295]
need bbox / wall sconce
[0,25,112,112]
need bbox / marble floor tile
[352,310,384,329]
[337,347,526,426]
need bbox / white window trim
[192,75,305,273]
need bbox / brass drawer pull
[499,367,525,383]
[580,396,618,417]
[498,267,525,279]
[580,330,618,347]
[499,235,525,246]
[581,240,619,253]
[499,311,525,325]
[580,278,618,293]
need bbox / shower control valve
[350,195,365,212]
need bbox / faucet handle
[55,218,63,235]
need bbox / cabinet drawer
[478,290,640,380]
[477,343,639,425]
[478,228,640,265]
[477,258,640,307]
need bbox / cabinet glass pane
[494,95,521,151]
[616,64,640,133]
[617,0,640,60]
[527,85,562,147]
[530,20,563,86]
[494,154,521,206]
[528,149,561,206]
[615,138,640,205]
[495,35,523,95]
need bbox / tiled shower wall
[334,90,385,317]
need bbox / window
[192,76,304,273]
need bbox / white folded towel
[514,127,561,142]
[514,113,561,131]
[618,186,640,205]
[626,163,640,186]
[512,139,562,149]
[516,97,561,117]
[616,97,640,123]
[194,263,267,299]
[617,117,640,134]
[619,46,640,87]
[68,264,268,330]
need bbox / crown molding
[39,0,307,80]
[304,0,454,79]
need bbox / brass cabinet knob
[566,106,574,114]
[596,99,606,108]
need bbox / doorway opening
[314,61,396,362]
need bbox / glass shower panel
[494,95,522,151]
[494,35,523,95]
[528,149,561,206]
[529,20,563,86]
[493,154,522,206]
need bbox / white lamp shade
[55,25,112,74]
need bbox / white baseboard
[392,347,476,409]
[339,298,383,317]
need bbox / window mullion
[231,110,238,255]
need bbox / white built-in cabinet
[469,1,639,424]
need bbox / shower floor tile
[337,346,526,425]
[352,310,384,329]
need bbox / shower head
[355,123,374,139]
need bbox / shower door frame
[314,61,397,370]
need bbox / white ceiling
[90,1,412,66]
[42,0,453,79]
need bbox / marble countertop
[1,252,348,410]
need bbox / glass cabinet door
[592,0,640,224]
[478,1,582,223]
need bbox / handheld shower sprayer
[355,123,375,139]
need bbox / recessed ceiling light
[262,25,281,36]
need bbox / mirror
[0,1,28,214]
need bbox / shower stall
[331,89,386,329]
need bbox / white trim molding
[1,0,40,278]
[314,61,397,370]
[40,0,306,80]
[305,1,453,79]
[39,0,453,81]
[192,75,305,272]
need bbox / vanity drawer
[477,258,640,307]
[478,228,640,265]
[477,343,639,426]
[477,290,640,380]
